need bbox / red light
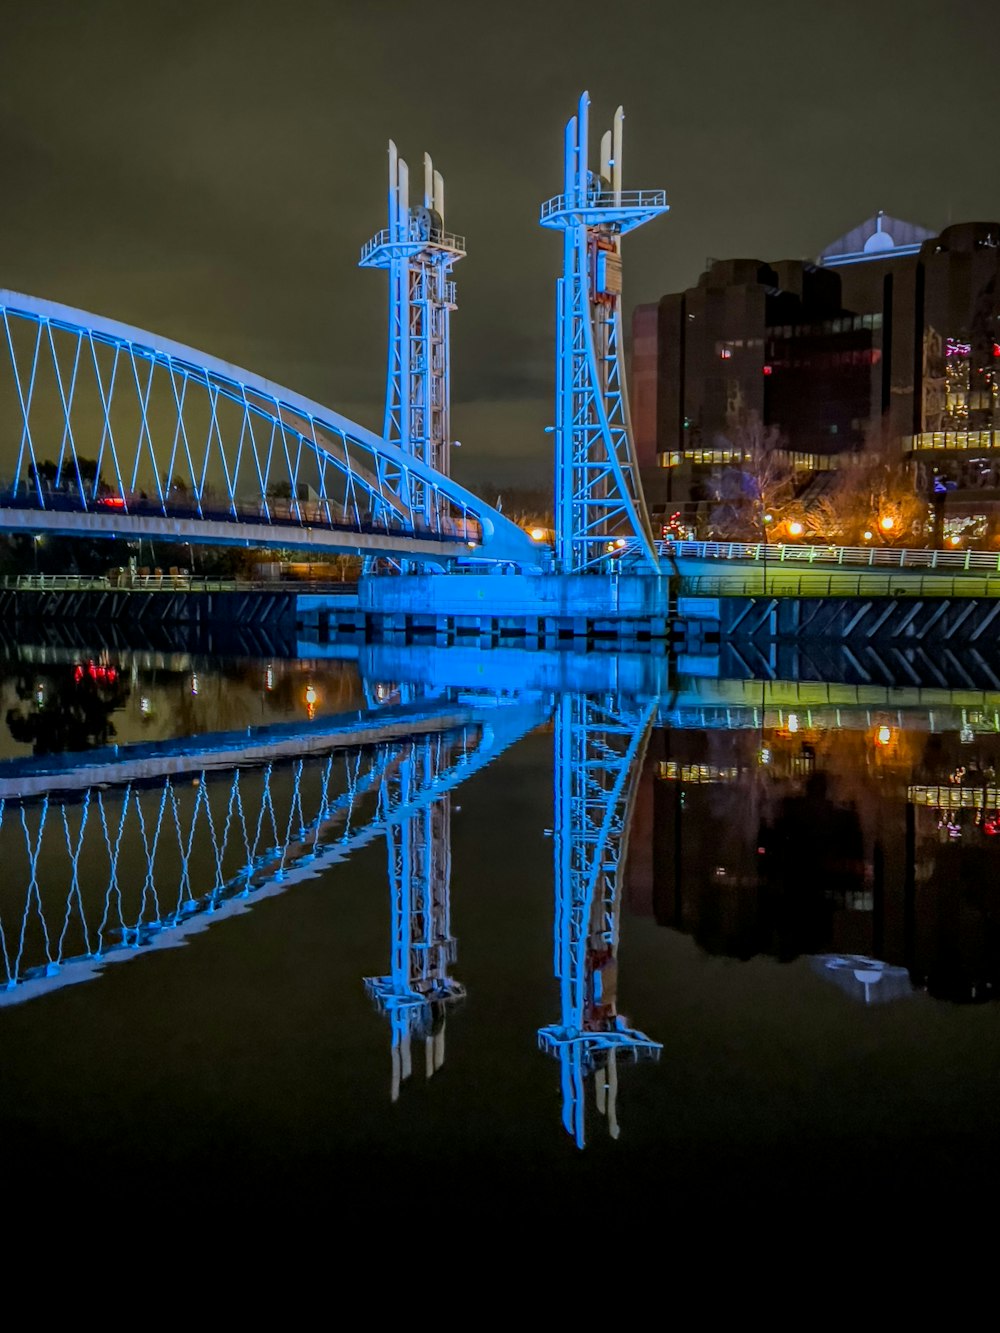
[762,365,773,376]
[73,664,83,682]
[100,495,126,508]
[993,343,1000,358]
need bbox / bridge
[0,288,537,568]
[0,91,674,624]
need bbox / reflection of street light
[304,683,318,719]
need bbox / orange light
[875,724,892,747]
[879,515,895,532]
[950,535,961,546]
[862,530,873,541]
[304,683,319,719]
[787,520,803,537]
[530,527,546,542]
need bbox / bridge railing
[0,573,359,594]
[540,189,668,222]
[679,571,1000,598]
[665,539,1000,572]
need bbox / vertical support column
[361,145,465,549]
[541,94,669,574]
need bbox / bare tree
[706,413,795,541]
[806,453,927,547]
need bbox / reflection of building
[625,714,1000,1004]
[632,214,1000,537]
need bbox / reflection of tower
[539,694,661,1148]
[360,142,464,532]
[365,733,465,1101]
[540,93,668,573]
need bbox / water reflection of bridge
[0,696,543,1001]
[0,669,659,1148]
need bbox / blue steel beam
[0,290,540,567]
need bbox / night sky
[2,0,998,487]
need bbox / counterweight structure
[541,93,668,574]
[539,693,661,1147]
[360,144,464,533]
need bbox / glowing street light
[787,520,804,538]
[879,515,895,533]
[875,724,893,747]
[530,527,546,542]
[862,530,873,541]
[304,683,319,719]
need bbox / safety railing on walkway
[0,574,359,594]
[679,571,1000,598]
[664,539,1000,572]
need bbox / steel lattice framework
[0,290,537,566]
[541,93,668,575]
[539,692,661,1148]
[360,144,463,531]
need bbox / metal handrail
[678,571,1000,599]
[360,225,467,263]
[540,189,668,221]
[665,538,1000,573]
[0,574,359,594]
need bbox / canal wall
[0,583,298,630]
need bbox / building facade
[632,214,1000,540]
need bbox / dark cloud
[1,0,998,487]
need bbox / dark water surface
[1,637,999,1224]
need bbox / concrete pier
[340,571,675,643]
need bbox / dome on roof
[863,228,895,253]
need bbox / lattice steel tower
[360,143,465,529]
[540,93,668,574]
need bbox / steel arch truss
[0,290,538,565]
[539,692,661,1147]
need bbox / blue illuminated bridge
[0,92,675,589]
[0,290,539,569]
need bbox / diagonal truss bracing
[0,291,538,566]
